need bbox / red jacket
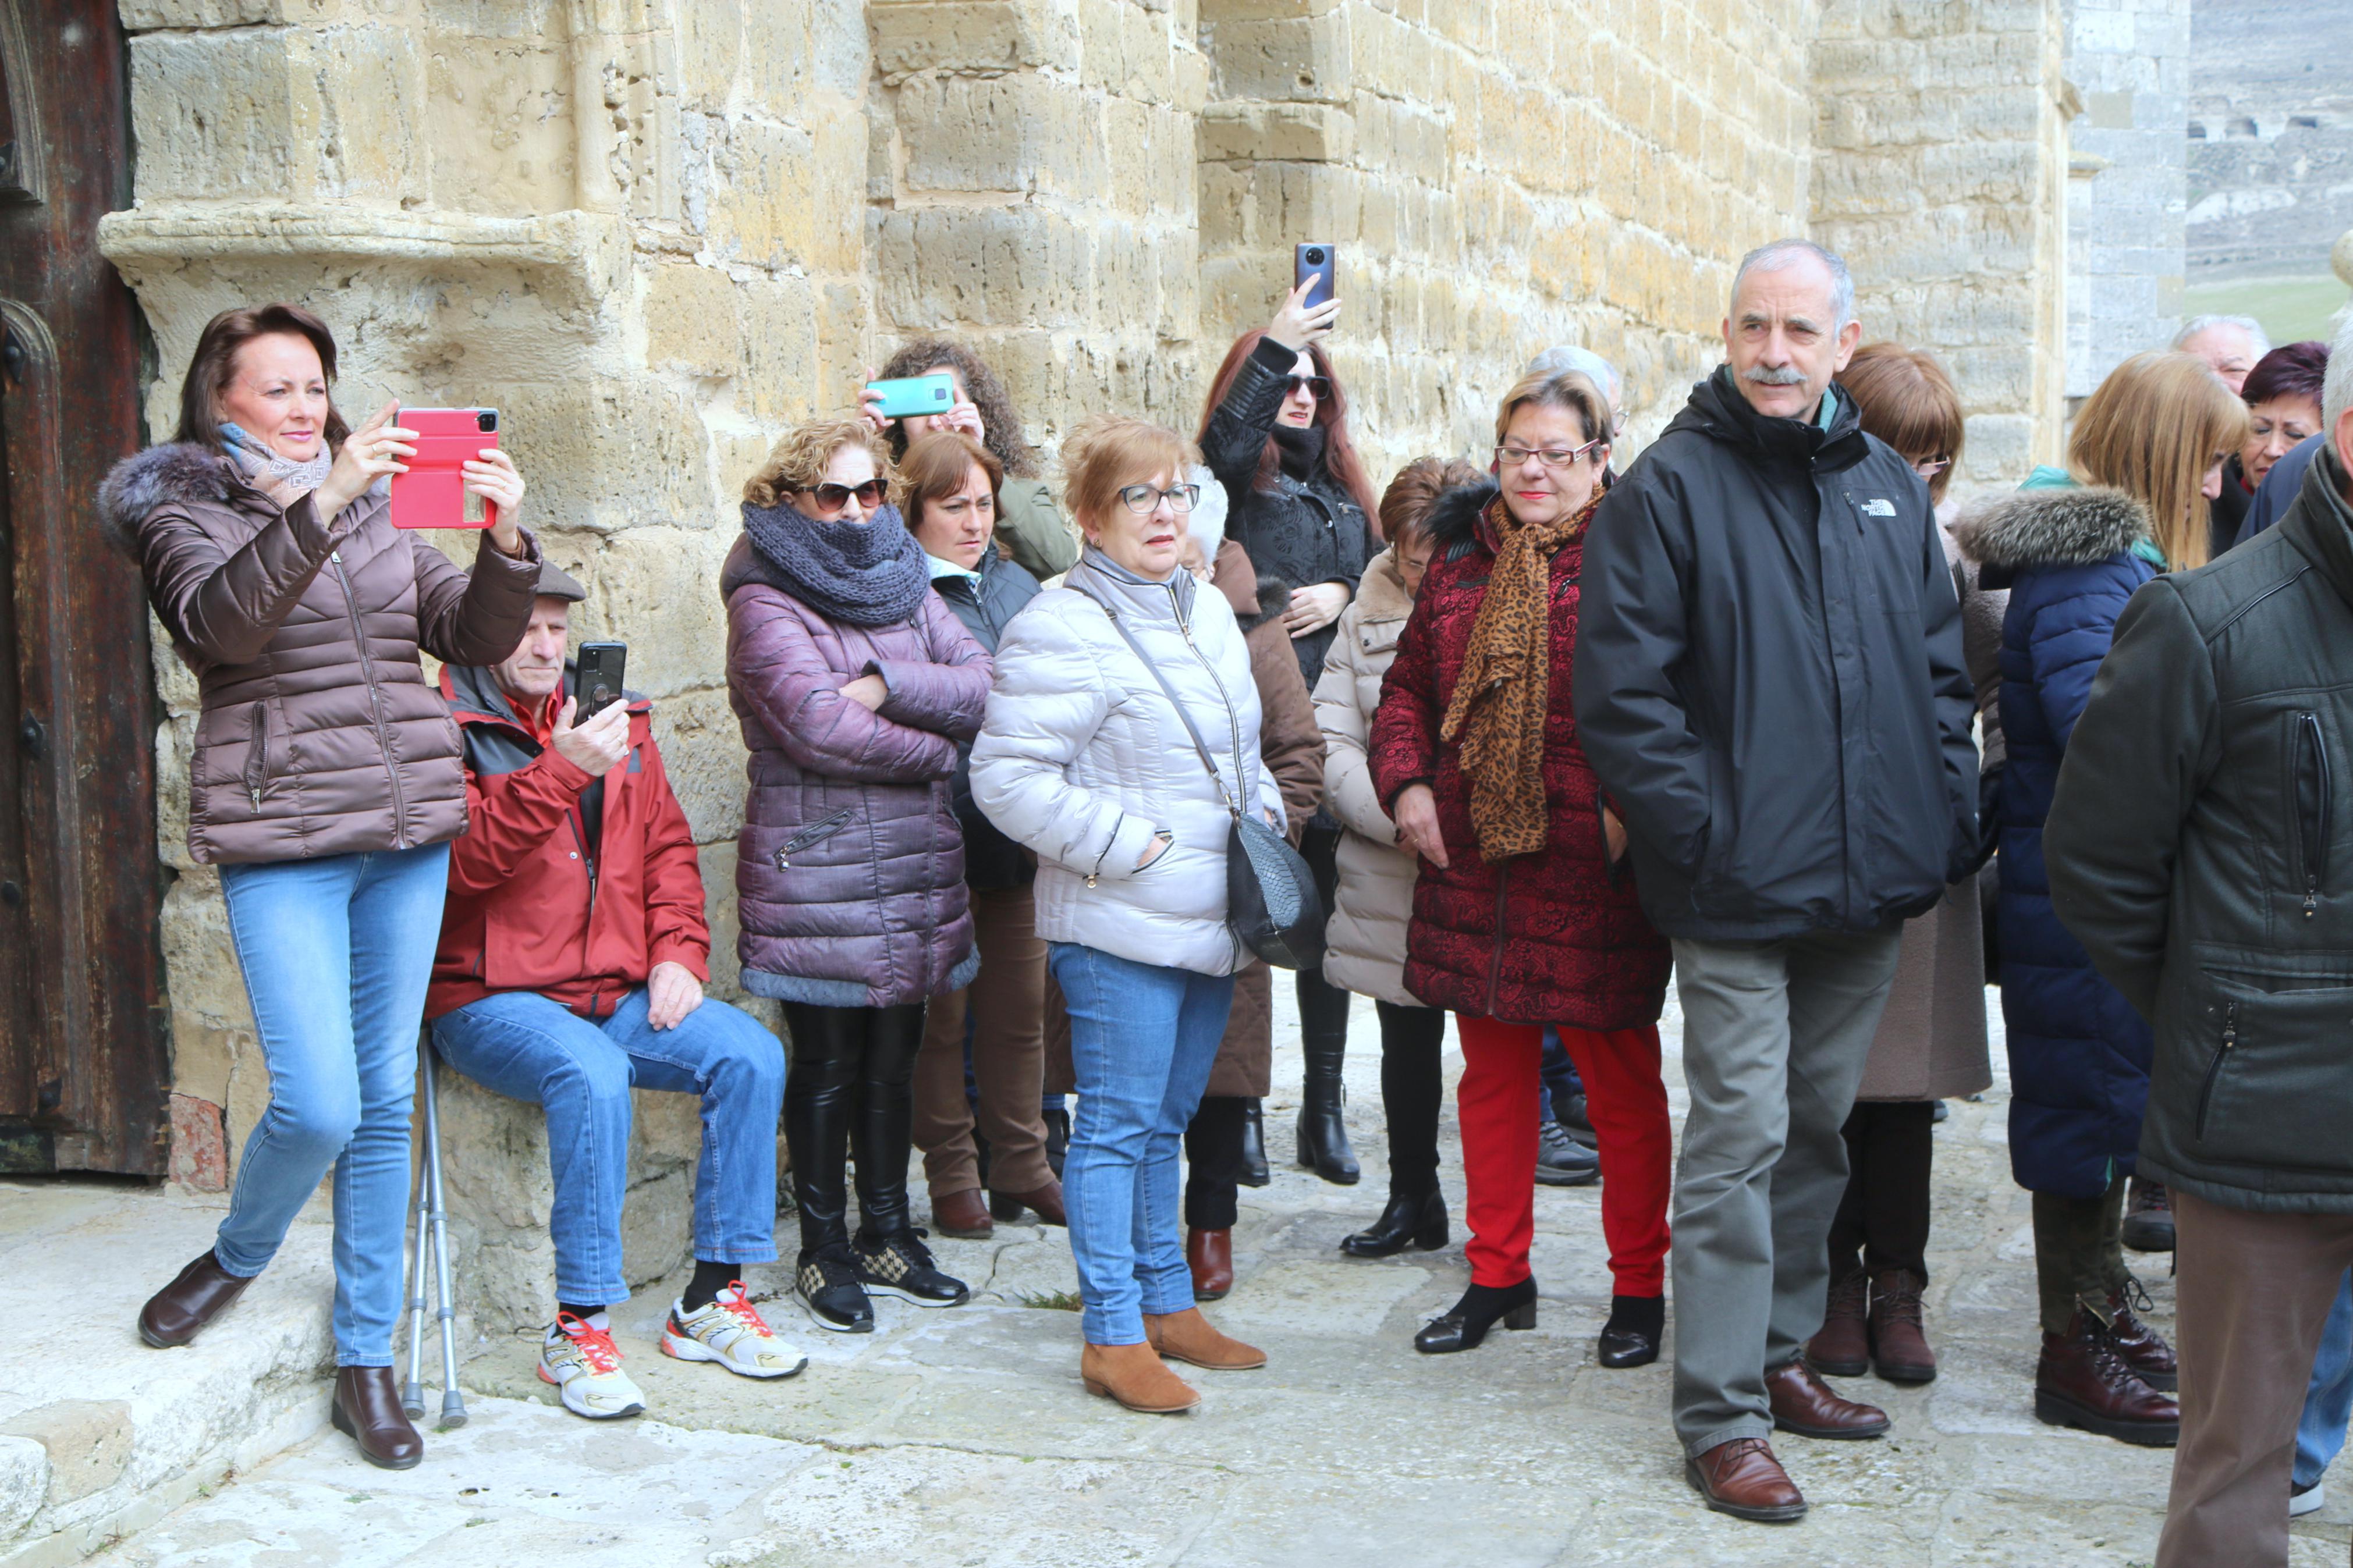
[1369,483,1669,1030]
[427,663,710,1021]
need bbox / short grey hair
[2174,314,2273,358]
[2323,310,2353,447]
[1525,346,1621,411]
[1730,239,1855,331]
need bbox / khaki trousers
[2158,1188,2353,1568]
[911,881,1052,1198]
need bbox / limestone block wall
[1810,0,2070,486]
[2063,0,2190,397]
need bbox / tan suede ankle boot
[1144,1307,1267,1370]
[1080,1341,1201,1412]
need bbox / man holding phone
[425,560,802,1421]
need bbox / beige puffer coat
[1311,545,1418,1007]
[100,442,541,866]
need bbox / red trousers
[1455,1015,1672,1294]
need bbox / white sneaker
[661,1282,808,1379]
[538,1313,647,1420]
[2291,1478,2326,1517]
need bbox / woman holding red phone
[105,303,540,1471]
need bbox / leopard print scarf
[1438,489,1601,863]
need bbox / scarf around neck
[1271,421,1325,481]
[1439,489,1602,864]
[220,422,335,509]
[740,495,931,627]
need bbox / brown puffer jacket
[100,442,542,866]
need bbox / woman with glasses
[972,415,1287,1413]
[1198,285,1385,1187]
[724,417,992,1335]
[1371,369,1673,1365]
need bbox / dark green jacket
[995,478,1078,581]
[2047,443,2353,1214]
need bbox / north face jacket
[1573,367,1978,941]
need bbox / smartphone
[864,374,956,420]
[1294,243,1337,313]
[575,642,627,721]
[388,407,500,530]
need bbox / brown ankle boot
[2033,1307,2178,1446]
[139,1249,255,1349]
[1186,1228,1233,1301]
[1806,1269,1869,1377]
[1081,1341,1200,1413]
[1867,1269,1937,1384]
[331,1367,424,1470]
[2103,1284,2178,1392]
[1145,1307,1266,1370]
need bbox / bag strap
[1071,584,1243,822]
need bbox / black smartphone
[1294,242,1337,312]
[576,642,627,721]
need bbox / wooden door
[0,0,169,1175]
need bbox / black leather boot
[1237,1099,1271,1187]
[1296,1039,1360,1186]
[1415,1276,1538,1353]
[1598,1293,1666,1368]
[1340,1189,1448,1258]
[1043,1104,1070,1180]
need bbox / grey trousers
[1669,927,1904,1455]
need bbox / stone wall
[101,0,2071,1334]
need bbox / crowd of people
[95,245,2353,1562]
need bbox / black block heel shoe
[1414,1277,1538,1353]
[1598,1293,1666,1368]
[1340,1190,1448,1258]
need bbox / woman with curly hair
[724,416,992,1336]
[864,338,1078,581]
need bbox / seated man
[428,561,800,1421]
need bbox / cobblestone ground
[84,992,2353,1567]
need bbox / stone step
[0,1183,336,1568]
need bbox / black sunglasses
[1283,375,1333,400]
[803,478,888,510]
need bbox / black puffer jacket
[1200,336,1374,687]
[931,547,1044,890]
[2048,443,2353,1214]
[1573,367,1978,940]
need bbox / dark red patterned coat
[1368,482,1670,1029]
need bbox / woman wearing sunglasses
[1371,369,1673,1366]
[972,415,1287,1414]
[1198,287,1385,1187]
[723,417,992,1335]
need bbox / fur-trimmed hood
[1425,478,1500,553]
[1951,483,2150,573]
[95,442,244,556]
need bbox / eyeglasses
[1119,483,1202,514]
[1911,456,1952,479]
[1283,376,1333,401]
[803,479,888,510]
[1493,439,1606,470]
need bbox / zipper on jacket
[245,705,268,810]
[568,810,598,911]
[777,806,855,868]
[331,554,410,847]
[2297,712,2331,919]
[2194,1000,2238,1139]
[1484,864,1512,1016]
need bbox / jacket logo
[1860,498,1897,517]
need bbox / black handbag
[1081,589,1326,970]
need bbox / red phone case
[388,408,499,530]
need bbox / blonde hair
[1060,415,1199,532]
[1493,369,1612,450]
[2070,352,2251,570]
[742,418,895,509]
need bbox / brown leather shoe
[1145,1307,1266,1370]
[931,1186,993,1240]
[1806,1269,1869,1377]
[139,1249,256,1349]
[1685,1437,1807,1523]
[1868,1269,1937,1384]
[2104,1287,2178,1392]
[989,1178,1067,1227]
[1080,1341,1200,1413]
[331,1367,424,1470]
[1766,1356,1890,1440]
[2034,1307,2179,1445]
[1187,1228,1233,1301]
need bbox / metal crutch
[402,1037,469,1428]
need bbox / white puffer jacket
[1312,545,1419,1005]
[972,548,1284,977]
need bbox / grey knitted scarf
[740,496,931,627]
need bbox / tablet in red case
[388,407,499,529]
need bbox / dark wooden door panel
[0,0,169,1175]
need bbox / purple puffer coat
[723,535,991,1008]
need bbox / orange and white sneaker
[538,1311,646,1420]
[661,1282,808,1380]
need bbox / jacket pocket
[776,807,855,869]
[243,704,269,810]
[2187,972,2353,1174]
[2295,712,2331,921]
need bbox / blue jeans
[2297,1270,2353,1487]
[431,988,786,1306]
[215,844,450,1367]
[1049,943,1235,1346]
